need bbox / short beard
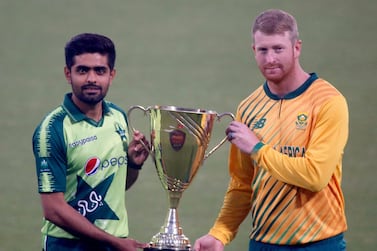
[77,94,105,105]
[77,84,105,105]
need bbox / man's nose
[87,70,97,83]
[265,51,277,63]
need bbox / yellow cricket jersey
[209,73,349,245]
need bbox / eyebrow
[76,65,108,71]
[256,43,286,49]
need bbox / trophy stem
[168,190,182,209]
[164,190,182,234]
[146,191,191,250]
[162,208,182,235]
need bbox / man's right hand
[193,234,224,251]
[112,237,150,251]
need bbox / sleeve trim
[252,142,265,154]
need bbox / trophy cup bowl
[127,105,234,251]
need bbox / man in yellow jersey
[194,9,348,251]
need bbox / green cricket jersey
[32,93,131,239]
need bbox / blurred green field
[1,0,376,250]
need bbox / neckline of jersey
[263,72,318,100]
[62,93,111,126]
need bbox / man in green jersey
[32,33,150,251]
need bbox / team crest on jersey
[114,123,127,142]
[296,112,308,130]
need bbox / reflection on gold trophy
[127,105,234,251]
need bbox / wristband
[251,141,264,154]
[127,156,143,170]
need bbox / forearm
[126,168,140,190]
[252,145,336,191]
[252,97,348,192]
[209,147,253,244]
[41,193,120,245]
[209,182,252,245]
[251,111,348,192]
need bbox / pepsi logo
[84,155,128,176]
[85,157,101,176]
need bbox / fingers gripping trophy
[127,105,234,251]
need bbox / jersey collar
[62,93,111,123]
[263,72,318,100]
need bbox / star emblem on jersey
[68,174,119,223]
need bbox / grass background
[0,0,376,250]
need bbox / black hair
[64,33,116,70]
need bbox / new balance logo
[253,118,266,129]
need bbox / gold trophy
[127,105,234,251]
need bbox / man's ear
[64,66,71,84]
[109,68,116,85]
[294,39,302,59]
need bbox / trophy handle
[127,105,154,158]
[204,112,235,160]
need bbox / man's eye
[258,48,267,54]
[77,67,89,74]
[95,68,107,75]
